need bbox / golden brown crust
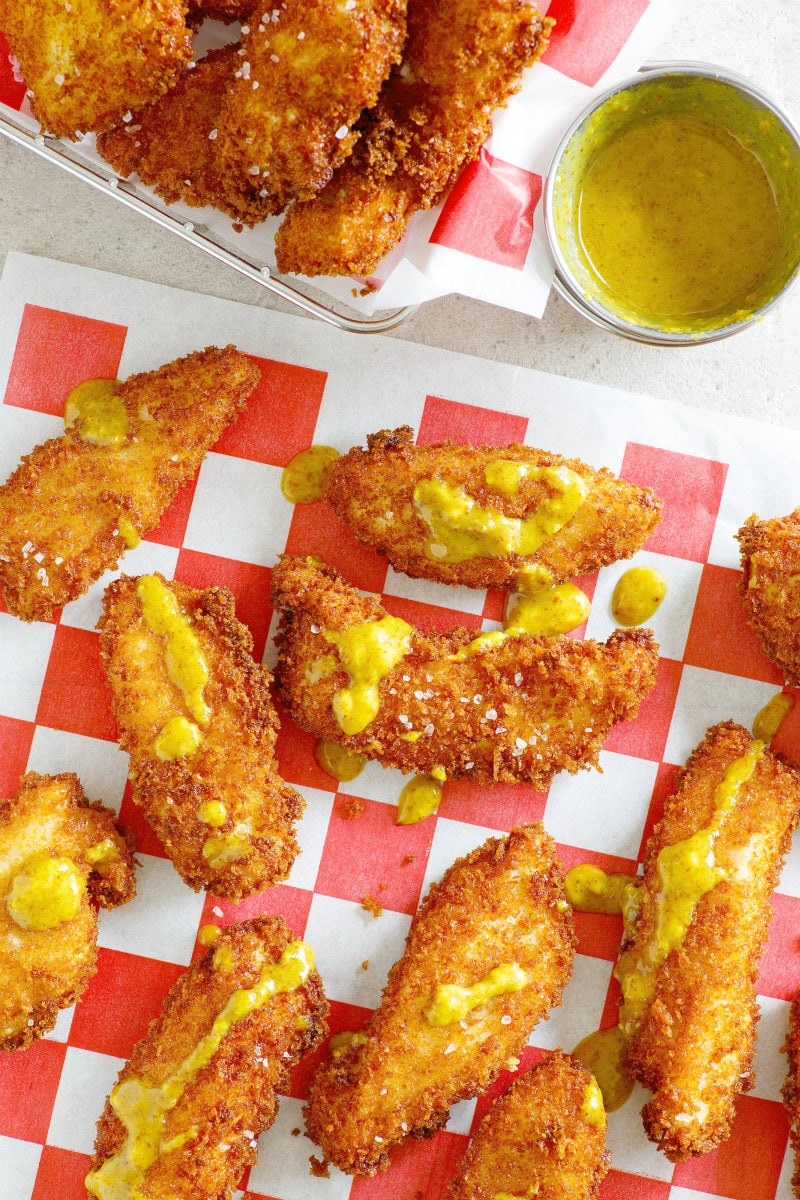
[0,346,259,622]
[782,993,800,1199]
[305,824,576,1175]
[446,1050,611,1200]
[324,426,663,590]
[98,573,304,899]
[626,721,800,1161]
[0,0,192,139]
[737,508,800,685]
[89,915,328,1198]
[271,555,659,788]
[274,0,553,277]
[0,771,136,1051]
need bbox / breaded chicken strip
[86,914,327,1200]
[447,1050,610,1200]
[325,427,663,592]
[782,992,800,1198]
[272,555,658,788]
[0,346,259,622]
[0,771,136,1051]
[0,0,192,139]
[619,722,800,1160]
[99,573,303,899]
[213,0,407,220]
[738,508,800,685]
[306,824,575,1176]
[274,0,552,277]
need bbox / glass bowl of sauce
[544,63,800,345]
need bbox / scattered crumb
[401,852,416,866]
[361,959,369,971]
[361,893,383,918]
[309,1155,330,1178]
[342,797,364,819]
[291,1126,301,1137]
[378,881,387,892]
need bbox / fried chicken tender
[99,573,303,899]
[0,771,136,1051]
[271,555,658,788]
[324,427,663,591]
[212,0,407,221]
[738,508,800,685]
[622,721,800,1161]
[274,0,552,277]
[305,824,575,1176]
[0,346,259,622]
[86,914,328,1200]
[782,992,800,1198]
[447,1050,611,1200]
[0,0,192,140]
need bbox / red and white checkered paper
[2,250,800,1200]
[0,0,678,318]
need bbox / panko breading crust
[738,508,800,685]
[324,426,663,591]
[446,1050,611,1200]
[88,915,328,1199]
[0,346,259,622]
[0,772,136,1051]
[274,0,552,277]
[305,824,576,1176]
[99,574,304,899]
[625,722,800,1161]
[0,0,192,139]
[782,993,800,1199]
[271,555,658,788]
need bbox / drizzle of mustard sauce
[314,739,367,782]
[572,1025,635,1113]
[753,692,794,743]
[280,446,340,504]
[329,1029,368,1059]
[445,630,508,662]
[396,775,443,824]
[154,715,201,761]
[64,378,126,447]
[202,834,251,869]
[424,964,529,1026]
[84,940,314,1200]
[86,839,120,866]
[412,463,588,563]
[565,864,639,917]
[581,1076,607,1129]
[325,616,413,735]
[196,800,228,828]
[6,853,85,931]
[196,924,221,947]
[137,575,210,727]
[611,566,667,627]
[504,581,591,636]
[116,516,141,549]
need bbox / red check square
[349,1129,468,1200]
[68,948,184,1059]
[381,592,483,635]
[0,32,27,110]
[117,781,168,859]
[145,475,198,549]
[542,0,650,88]
[36,626,118,742]
[757,892,800,1001]
[272,699,339,793]
[419,395,528,446]
[197,884,314,961]
[556,844,635,960]
[212,356,327,466]
[284,503,388,596]
[604,655,682,762]
[3,304,127,415]
[684,564,784,684]
[771,688,800,762]
[599,1170,672,1199]
[0,1038,67,1142]
[32,1147,93,1200]
[0,715,35,797]
[175,550,272,662]
[430,148,542,270]
[439,779,547,831]
[620,443,728,563]
[635,760,680,861]
[671,1094,789,1200]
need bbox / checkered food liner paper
[0,0,678,318]
[1,250,799,1200]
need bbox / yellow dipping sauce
[565,863,638,918]
[6,853,85,931]
[424,963,528,1026]
[280,446,340,504]
[154,715,201,761]
[396,774,443,824]
[505,580,591,637]
[325,615,413,735]
[64,378,126,447]
[611,566,667,627]
[572,1025,634,1113]
[753,691,794,743]
[314,739,367,782]
[137,575,210,727]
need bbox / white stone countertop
[1,0,799,427]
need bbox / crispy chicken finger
[271,555,658,788]
[0,0,192,139]
[324,426,663,591]
[305,823,575,1176]
[0,346,259,622]
[620,721,800,1160]
[99,573,303,898]
[86,914,328,1200]
[274,0,552,277]
[0,771,136,1051]
[782,992,800,1198]
[447,1050,610,1200]
[738,508,800,685]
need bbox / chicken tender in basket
[99,573,304,899]
[271,555,659,789]
[305,823,575,1176]
[324,426,663,592]
[0,346,259,622]
[0,771,136,1051]
[86,914,328,1200]
[738,507,800,685]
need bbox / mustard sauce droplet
[565,864,638,916]
[424,964,529,1026]
[85,838,120,866]
[581,1076,608,1129]
[504,581,591,637]
[197,800,228,828]
[6,853,86,931]
[280,446,340,504]
[314,739,367,782]
[154,716,201,761]
[197,924,221,946]
[396,775,443,824]
[611,566,667,627]
[753,691,794,743]
[325,615,413,735]
[329,1029,368,1058]
[84,940,314,1200]
[64,378,126,447]
[116,516,141,549]
[137,575,210,727]
[572,1026,635,1113]
[202,833,251,869]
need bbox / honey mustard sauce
[413,461,588,563]
[196,800,227,828]
[424,964,529,1026]
[572,1024,634,1113]
[396,774,443,824]
[280,446,340,504]
[85,839,120,866]
[64,379,126,447]
[611,566,667,627]
[84,940,314,1200]
[314,739,367,782]
[753,692,794,743]
[196,924,221,947]
[504,564,591,637]
[324,615,413,735]
[5,852,86,931]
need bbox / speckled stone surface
[1,0,798,426]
